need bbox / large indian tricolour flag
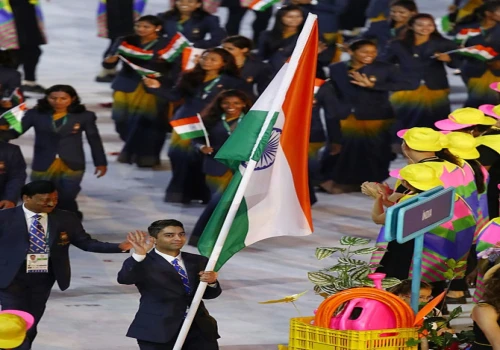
[198,14,318,271]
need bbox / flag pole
[197,113,211,148]
[171,13,318,350]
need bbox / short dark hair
[148,219,184,238]
[136,15,163,27]
[348,39,377,52]
[21,181,57,198]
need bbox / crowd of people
[1,0,500,349]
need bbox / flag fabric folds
[197,17,318,271]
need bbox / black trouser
[224,5,273,44]
[12,45,42,82]
[137,323,219,350]
[0,263,56,350]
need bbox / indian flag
[170,115,207,140]
[455,28,481,43]
[182,47,205,71]
[456,44,498,61]
[119,56,162,78]
[0,103,27,133]
[197,15,318,271]
[247,0,280,11]
[314,78,325,95]
[118,42,154,60]
[159,33,192,62]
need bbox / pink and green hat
[435,108,496,131]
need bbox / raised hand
[126,230,154,255]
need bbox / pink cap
[389,169,401,179]
[479,104,500,119]
[0,310,34,330]
[396,129,408,138]
[435,118,473,131]
[490,82,500,93]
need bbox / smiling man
[0,180,132,350]
[118,219,221,350]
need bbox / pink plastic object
[328,273,397,330]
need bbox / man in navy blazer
[0,180,132,350]
[0,141,26,209]
[118,219,221,350]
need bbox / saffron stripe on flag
[170,116,202,127]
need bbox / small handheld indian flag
[314,78,325,96]
[0,103,27,133]
[159,33,192,62]
[182,47,205,71]
[117,42,154,60]
[170,114,210,146]
[456,44,498,61]
[247,0,280,11]
[455,28,482,43]
[1,88,24,106]
[119,56,162,78]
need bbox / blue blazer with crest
[0,206,124,291]
[118,250,221,344]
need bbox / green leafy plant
[406,259,475,349]
[308,236,401,296]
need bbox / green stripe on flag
[198,171,249,271]
[177,129,205,140]
[215,110,278,169]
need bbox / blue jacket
[150,74,248,120]
[104,36,173,93]
[455,23,500,79]
[241,55,273,99]
[311,81,341,143]
[379,37,459,90]
[289,0,348,34]
[365,0,390,18]
[0,142,26,203]
[0,206,124,290]
[0,109,107,171]
[258,31,299,74]
[118,251,221,343]
[329,60,411,120]
[158,12,226,49]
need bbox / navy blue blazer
[0,206,124,290]
[0,66,22,115]
[193,118,235,176]
[0,142,26,203]
[241,55,273,99]
[158,12,226,49]
[329,60,411,120]
[288,0,348,34]
[455,23,500,80]
[104,36,173,93]
[150,74,248,120]
[258,31,299,74]
[379,37,459,90]
[311,81,341,143]
[118,251,221,344]
[0,109,107,171]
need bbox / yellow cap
[398,127,447,152]
[445,132,480,160]
[390,163,444,191]
[450,108,496,126]
[0,314,27,349]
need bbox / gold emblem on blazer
[192,28,200,35]
[369,75,377,82]
[246,76,254,83]
[73,123,81,131]
[216,84,223,88]
[58,231,70,246]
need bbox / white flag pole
[197,113,211,148]
[172,13,318,350]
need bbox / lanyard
[142,39,158,50]
[201,76,221,100]
[221,113,243,135]
[52,114,68,132]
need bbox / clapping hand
[125,230,154,255]
[349,71,375,88]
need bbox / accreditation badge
[26,253,49,273]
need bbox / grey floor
[7,0,475,349]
